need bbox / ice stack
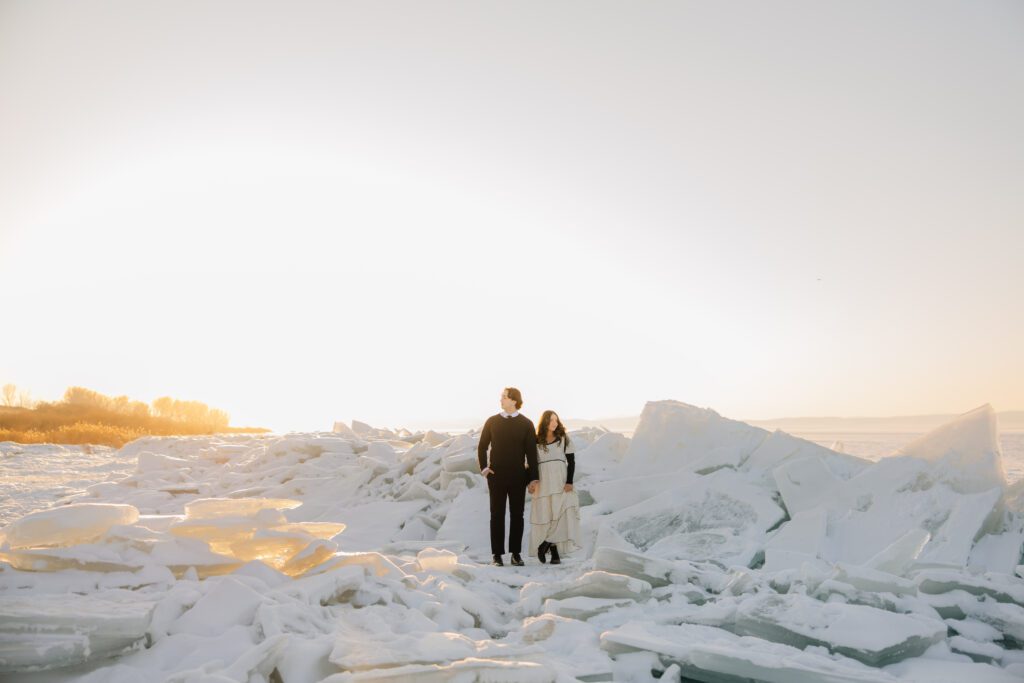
[0,497,345,579]
[0,406,1021,681]
[588,401,1024,680]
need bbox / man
[478,387,539,566]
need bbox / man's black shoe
[492,554,503,566]
[549,545,561,564]
[537,541,551,564]
[510,553,524,566]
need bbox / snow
[1,401,1022,681]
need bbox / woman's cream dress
[528,436,581,557]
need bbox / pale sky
[1,0,1022,433]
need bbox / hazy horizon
[2,1,1021,433]
[5,384,1024,435]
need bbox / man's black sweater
[477,414,539,483]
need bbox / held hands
[527,480,539,494]
[564,483,574,492]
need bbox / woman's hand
[563,483,574,492]
[481,467,494,477]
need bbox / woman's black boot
[537,541,551,564]
[549,545,561,564]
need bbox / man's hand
[564,483,574,492]
[527,480,539,494]
[481,467,494,477]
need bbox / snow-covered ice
[1,401,1022,681]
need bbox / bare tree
[2,384,15,407]
[16,389,35,409]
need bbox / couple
[477,387,581,567]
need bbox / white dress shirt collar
[500,410,520,418]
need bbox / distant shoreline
[369,410,1024,436]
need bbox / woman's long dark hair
[537,410,568,451]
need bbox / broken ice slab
[916,487,1003,567]
[0,503,139,549]
[762,508,828,572]
[441,448,479,473]
[137,451,191,472]
[271,564,366,606]
[279,539,337,576]
[915,568,1024,606]
[623,401,769,475]
[397,481,444,502]
[544,571,653,602]
[863,528,931,576]
[542,596,636,620]
[208,525,336,576]
[592,546,727,593]
[158,485,201,495]
[733,592,945,666]
[828,480,1003,570]
[357,454,391,476]
[329,623,539,671]
[441,432,476,455]
[0,545,144,573]
[831,563,918,596]
[182,497,302,520]
[439,470,477,489]
[772,455,851,518]
[0,632,93,672]
[578,431,630,466]
[884,657,1024,683]
[379,540,466,555]
[307,551,407,579]
[419,430,449,446]
[320,657,553,682]
[223,530,321,566]
[0,593,154,672]
[414,548,458,573]
[922,589,1024,643]
[586,470,699,514]
[274,521,346,539]
[896,403,1007,494]
[517,615,611,679]
[595,469,785,567]
[764,407,1011,570]
[600,620,899,683]
[949,634,1010,665]
[743,429,868,480]
[520,571,652,613]
[147,537,245,578]
[170,513,287,543]
[947,616,1004,642]
[969,527,1024,575]
[168,576,264,637]
[217,522,344,571]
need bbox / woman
[528,410,581,564]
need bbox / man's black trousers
[487,473,526,555]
